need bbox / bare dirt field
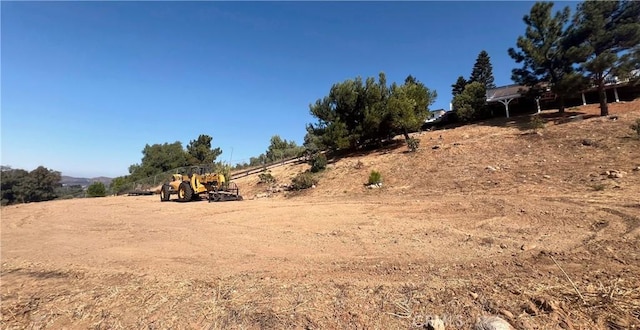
[2,100,640,329]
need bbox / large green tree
[508,1,583,113]
[388,76,437,141]
[186,134,222,165]
[452,82,488,122]
[306,72,436,151]
[22,166,61,202]
[565,0,640,116]
[469,50,497,89]
[128,141,191,181]
[265,135,304,162]
[308,73,387,150]
[86,182,107,197]
[1,167,29,205]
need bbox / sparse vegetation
[258,170,276,184]
[407,138,420,152]
[290,172,318,190]
[368,170,382,185]
[529,114,546,132]
[631,118,640,138]
[310,153,327,173]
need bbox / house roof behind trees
[486,84,528,103]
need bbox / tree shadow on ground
[326,139,406,164]
[429,110,600,133]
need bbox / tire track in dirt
[599,207,640,234]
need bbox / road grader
[160,166,242,202]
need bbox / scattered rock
[424,316,445,330]
[521,243,537,251]
[453,142,463,146]
[367,183,383,189]
[432,145,441,150]
[500,243,508,249]
[633,166,640,172]
[608,170,625,179]
[543,175,551,179]
[474,315,515,330]
[533,297,557,313]
[609,115,619,121]
[486,166,497,172]
[470,292,479,299]
[581,139,595,146]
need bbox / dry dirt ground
[2,100,640,329]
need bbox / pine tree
[469,50,496,89]
[565,0,640,116]
[451,76,468,97]
[509,1,585,113]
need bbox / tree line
[109,133,305,193]
[1,166,61,205]
[233,135,305,170]
[452,0,639,121]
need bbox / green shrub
[631,118,640,138]
[407,138,420,152]
[529,114,545,131]
[290,172,318,190]
[258,170,276,184]
[310,153,327,173]
[86,182,107,197]
[368,170,382,185]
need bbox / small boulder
[608,170,624,179]
[486,166,497,172]
[424,316,445,330]
[521,243,537,251]
[581,139,595,146]
[474,315,515,330]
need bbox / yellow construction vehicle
[160,166,242,202]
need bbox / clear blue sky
[1,1,579,178]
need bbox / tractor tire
[177,182,193,202]
[160,184,171,202]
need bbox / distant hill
[60,176,112,187]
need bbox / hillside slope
[236,99,640,202]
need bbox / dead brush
[631,118,640,139]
